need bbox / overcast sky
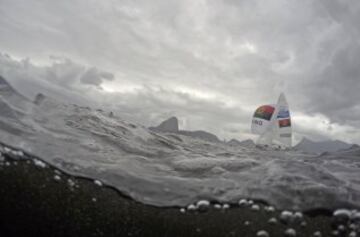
[1,0,360,144]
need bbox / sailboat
[251,93,292,148]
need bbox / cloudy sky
[1,0,360,144]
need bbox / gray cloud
[0,53,110,105]
[80,67,114,87]
[0,0,360,144]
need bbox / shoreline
[0,145,357,236]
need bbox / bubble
[256,230,269,237]
[333,209,351,225]
[54,175,61,181]
[33,159,46,168]
[294,212,303,222]
[300,221,307,227]
[222,204,230,209]
[349,231,357,237]
[238,199,248,207]
[94,180,103,187]
[265,206,275,212]
[196,200,210,211]
[284,228,296,237]
[268,217,277,225]
[251,204,260,211]
[187,204,197,211]
[280,210,294,224]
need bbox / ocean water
[1,87,360,211]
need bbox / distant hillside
[149,117,220,143]
[149,117,179,133]
[294,137,353,154]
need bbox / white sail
[251,105,275,135]
[273,93,292,147]
[251,93,292,147]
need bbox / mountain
[150,117,220,143]
[294,137,353,154]
[149,116,179,133]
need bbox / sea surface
[1,84,360,210]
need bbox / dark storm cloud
[0,0,360,143]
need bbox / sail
[251,104,276,145]
[273,93,292,147]
[251,93,292,147]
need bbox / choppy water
[1,86,360,210]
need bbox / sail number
[252,119,263,126]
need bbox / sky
[0,0,360,144]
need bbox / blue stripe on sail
[277,110,290,118]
